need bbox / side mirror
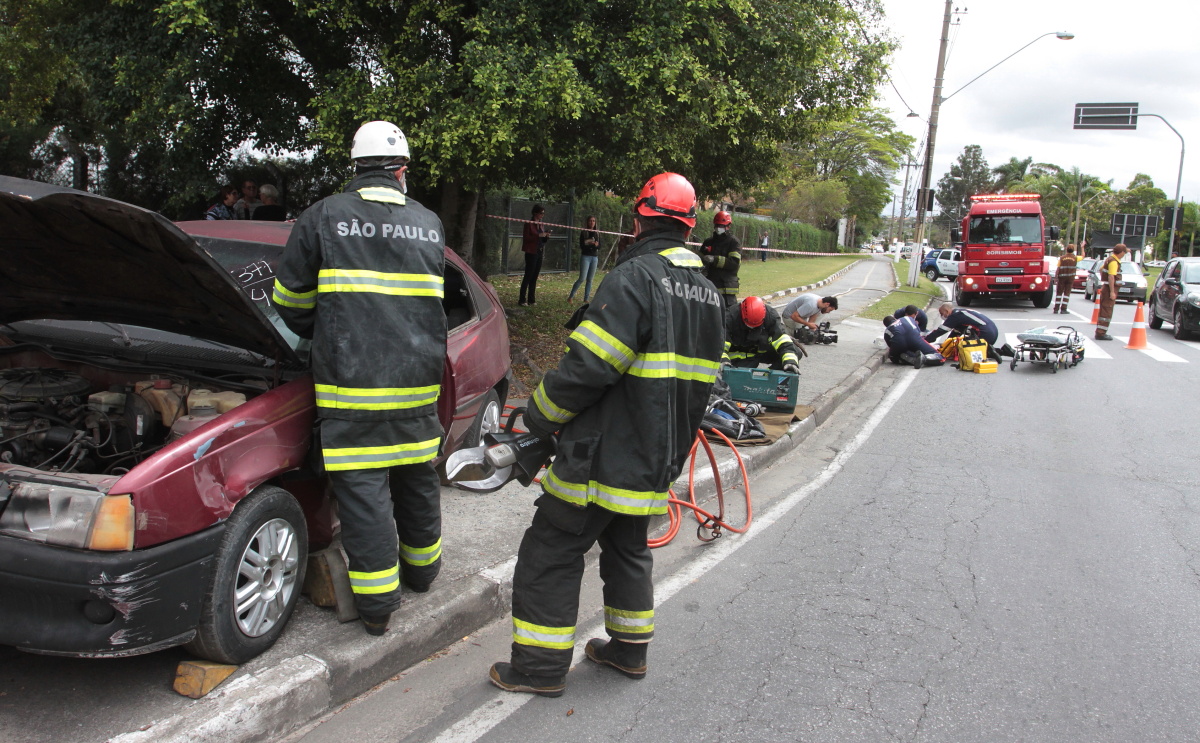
[950,228,962,243]
[1047,226,1061,240]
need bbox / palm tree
[991,156,1033,193]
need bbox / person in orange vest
[1054,244,1078,314]
[1095,244,1128,340]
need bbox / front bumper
[0,525,224,657]
[1177,301,1200,331]
[959,275,1050,293]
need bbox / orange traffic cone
[1090,291,1100,325]
[1126,301,1148,350]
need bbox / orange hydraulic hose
[648,429,753,548]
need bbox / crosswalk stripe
[1108,336,1187,362]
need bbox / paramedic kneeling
[925,303,999,347]
[883,315,942,368]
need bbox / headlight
[0,482,134,551]
[1188,294,1200,308]
[1034,277,1044,285]
[965,277,975,285]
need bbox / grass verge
[857,259,946,321]
[490,253,860,390]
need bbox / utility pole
[909,0,954,287]
[898,158,916,244]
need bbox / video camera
[813,321,838,345]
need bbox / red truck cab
[951,194,1060,307]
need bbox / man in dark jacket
[883,315,942,367]
[925,302,999,346]
[723,296,801,372]
[892,304,928,333]
[489,173,725,697]
[699,210,740,307]
[271,121,447,636]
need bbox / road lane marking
[1106,336,1187,362]
[430,371,921,743]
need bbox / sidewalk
[109,259,901,743]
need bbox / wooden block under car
[303,543,359,622]
[173,659,237,698]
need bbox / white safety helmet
[350,120,410,163]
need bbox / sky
[874,0,1199,219]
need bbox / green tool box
[722,367,799,412]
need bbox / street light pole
[908,0,953,287]
[907,14,1074,287]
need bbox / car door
[1159,260,1182,317]
[937,249,960,277]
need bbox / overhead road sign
[1074,103,1139,130]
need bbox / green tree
[991,156,1032,193]
[5,0,893,270]
[934,144,992,222]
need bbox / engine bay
[0,356,268,476]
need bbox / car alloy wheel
[234,517,301,637]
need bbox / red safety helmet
[740,296,766,328]
[635,172,698,228]
[714,211,732,226]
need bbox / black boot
[488,662,566,697]
[584,638,648,679]
[402,561,441,594]
[361,613,391,636]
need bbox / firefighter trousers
[1054,278,1073,313]
[1096,291,1117,337]
[322,418,443,617]
[510,496,654,678]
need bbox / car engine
[0,367,249,475]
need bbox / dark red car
[0,177,510,663]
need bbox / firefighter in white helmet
[271,121,447,636]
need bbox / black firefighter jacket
[525,230,726,516]
[271,171,447,429]
[722,303,800,366]
[698,230,741,295]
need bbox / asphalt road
[290,295,1200,743]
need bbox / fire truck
[950,193,1060,307]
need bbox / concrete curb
[761,259,861,300]
[116,265,888,743]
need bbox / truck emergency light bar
[969,193,1042,202]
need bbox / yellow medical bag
[957,338,989,372]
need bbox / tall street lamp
[906,4,1074,287]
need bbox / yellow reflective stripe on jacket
[717,286,738,295]
[399,538,442,567]
[323,438,441,470]
[543,466,669,516]
[569,320,635,372]
[314,384,440,411]
[348,563,400,595]
[532,382,575,425]
[658,247,702,268]
[272,279,317,309]
[628,352,720,382]
[770,333,794,351]
[512,617,575,650]
[317,269,444,298]
[357,187,406,205]
[727,251,741,260]
[604,606,654,635]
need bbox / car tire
[925,269,939,281]
[1033,289,1053,308]
[954,284,973,307]
[185,485,308,665]
[1174,307,1191,340]
[1149,301,1163,329]
[465,389,503,449]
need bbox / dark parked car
[1148,257,1200,339]
[0,177,510,663]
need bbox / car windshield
[968,216,1042,243]
[1078,258,1095,271]
[1184,264,1200,283]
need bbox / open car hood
[0,176,299,365]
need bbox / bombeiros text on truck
[950,194,1061,307]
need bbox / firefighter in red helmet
[488,172,725,697]
[699,210,741,308]
[723,296,801,373]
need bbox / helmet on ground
[714,211,732,226]
[740,296,766,328]
[351,121,410,162]
[635,172,697,228]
